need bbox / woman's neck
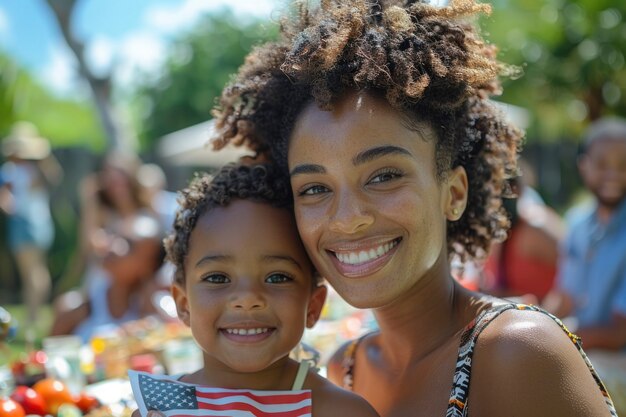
[372,264,476,368]
[190,356,299,390]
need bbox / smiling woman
[211,0,618,416]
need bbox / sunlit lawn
[1,304,53,366]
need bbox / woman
[212,0,617,415]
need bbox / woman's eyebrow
[290,164,325,177]
[353,145,412,166]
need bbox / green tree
[134,11,278,147]
[482,0,626,142]
[0,52,19,134]
[0,52,104,148]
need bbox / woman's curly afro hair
[165,163,293,283]
[212,0,524,261]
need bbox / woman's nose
[328,190,374,234]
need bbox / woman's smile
[326,237,402,278]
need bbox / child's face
[173,199,326,373]
[579,138,626,209]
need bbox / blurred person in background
[67,151,154,290]
[0,122,62,340]
[543,117,626,349]
[50,213,166,342]
[480,164,564,304]
[543,117,626,413]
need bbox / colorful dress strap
[445,303,617,417]
[341,332,374,390]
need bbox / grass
[1,304,53,366]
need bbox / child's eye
[202,273,230,284]
[265,273,293,284]
[298,184,329,196]
[368,168,403,184]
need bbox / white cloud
[144,0,277,34]
[85,35,115,77]
[114,31,166,87]
[38,46,81,97]
[0,7,9,41]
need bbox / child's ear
[171,282,190,326]
[306,284,328,328]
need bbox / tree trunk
[45,0,128,151]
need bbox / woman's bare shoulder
[306,372,380,417]
[325,339,354,385]
[469,308,611,416]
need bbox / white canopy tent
[157,120,254,167]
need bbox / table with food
[0,289,376,417]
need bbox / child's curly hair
[165,163,295,284]
[212,0,523,261]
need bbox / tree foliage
[0,51,104,148]
[482,0,626,142]
[134,11,278,148]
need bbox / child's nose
[229,283,267,310]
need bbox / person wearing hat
[0,121,62,339]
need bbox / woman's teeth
[225,328,270,335]
[335,240,398,265]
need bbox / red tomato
[74,392,100,413]
[10,386,47,416]
[0,398,25,417]
[32,379,74,415]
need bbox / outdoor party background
[1,0,626,373]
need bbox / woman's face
[100,161,135,206]
[288,92,465,308]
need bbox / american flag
[129,370,312,417]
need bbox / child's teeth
[226,328,269,335]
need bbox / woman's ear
[306,284,328,328]
[171,282,190,326]
[445,165,469,221]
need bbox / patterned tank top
[341,304,617,417]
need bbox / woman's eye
[202,274,230,284]
[266,273,292,284]
[369,169,402,184]
[298,184,329,196]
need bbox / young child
[131,164,378,417]
[50,213,166,342]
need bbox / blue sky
[0,0,278,96]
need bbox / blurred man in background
[544,117,626,350]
